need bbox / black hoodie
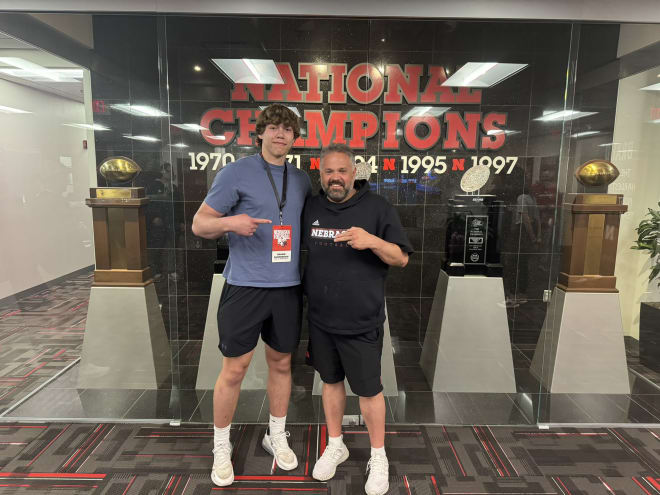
[302,181,414,334]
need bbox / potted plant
[632,202,660,288]
[632,202,660,372]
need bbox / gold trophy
[557,160,627,292]
[79,157,170,390]
[86,157,152,286]
[530,158,630,394]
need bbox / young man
[192,104,311,487]
[303,143,413,495]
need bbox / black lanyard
[262,154,288,225]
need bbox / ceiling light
[193,65,202,72]
[535,110,597,122]
[172,123,207,132]
[169,143,189,148]
[63,123,110,131]
[211,58,284,84]
[401,106,450,120]
[123,134,160,142]
[0,67,82,82]
[487,129,520,136]
[0,57,61,81]
[0,104,31,114]
[571,130,600,138]
[641,82,660,91]
[111,104,170,117]
[442,62,528,88]
[598,142,620,147]
[259,105,301,117]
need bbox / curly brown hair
[255,104,301,146]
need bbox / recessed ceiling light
[401,106,450,120]
[442,62,528,88]
[123,134,160,142]
[193,65,202,72]
[172,123,208,132]
[487,129,520,136]
[0,104,31,114]
[111,104,170,117]
[641,82,660,91]
[211,58,284,84]
[63,123,110,131]
[571,130,600,138]
[0,57,62,81]
[535,110,597,122]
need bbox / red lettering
[235,109,259,146]
[200,109,236,146]
[346,63,384,104]
[304,110,348,148]
[404,116,441,151]
[452,158,465,171]
[349,112,378,148]
[383,65,422,104]
[328,64,347,104]
[230,84,266,102]
[383,158,395,171]
[310,157,320,170]
[382,112,401,150]
[299,63,328,103]
[443,112,481,150]
[481,112,508,150]
[267,63,304,102]
[420,66,455,104]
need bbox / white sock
[269,414,286,435]
[214,424,231,450]
[328,434,344,447]
[371,446,386,457]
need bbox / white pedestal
[530,288,630,394]
[312,304,398,397]
[195,274,268,390]
[78,283,171,389]
[420,270,516,393]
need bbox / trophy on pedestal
[421,164,515,393]
[79,157,171,389]
[444,165,504,276]
[530,159,630,393]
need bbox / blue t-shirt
[204,154,311,287]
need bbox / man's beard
[323,180,351,202]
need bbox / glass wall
[0,12,658,425]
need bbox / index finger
[253,218,272,224]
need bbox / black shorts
[217,284,302,357]
[306,323,383,397]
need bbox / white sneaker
[211,443,233,487]
[365,453,389,495]
[312,442,349,481]
[262,430,298,470]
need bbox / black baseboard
[0,265,94,307]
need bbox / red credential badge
[272,225,292,262]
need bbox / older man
[303,143,413,495]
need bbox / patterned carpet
[0,423,660,494]
[0,273,91,415]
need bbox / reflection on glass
[442,62,528,87]
[211,58,283,84]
